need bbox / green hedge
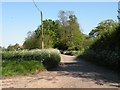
[2,49,60,62]
[42,49,61,69]
[2,49,61,75]
[77,24,120,72]
[78,49,120,72]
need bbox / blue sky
[1,2,118,47]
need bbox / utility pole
[33,0,44,49]
[41,11,44,49]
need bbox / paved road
[2,54,120,88]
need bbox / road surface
[2,54,120,88]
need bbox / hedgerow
[2,49,61,76]
[78,24,120,72]
[2,49,61,64]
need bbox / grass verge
[2,49,61,76]
[2,60,45,76]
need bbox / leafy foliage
[54,11,84,50]
[23,19,59,49]
[42,49,61,69]
[23,10,84,51]
[2,49,61,70]
[89,19,118,37]
[78,21,120,72]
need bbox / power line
[32,0,41,13]
[32,0,44,49]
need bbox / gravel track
[2,54,120,88]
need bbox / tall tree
[23,10,84,50]
[89,19,118,37]
[57,10,84,50]
[23,19,59,49]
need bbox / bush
[42,49,61,69]
[2,49,61,70]
[77,24,120,72]
[78,48,120,72]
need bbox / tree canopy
[23,10,84,50]
[89,19,118,37]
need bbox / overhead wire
[32,0,44,49]
[32,0,41,13]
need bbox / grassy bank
[2,49,61,76]
[2,60,45,76]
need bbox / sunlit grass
[2,49,61,76]
[2,60,45,76]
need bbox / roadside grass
[2,49,61,76]
[2,60,45,76]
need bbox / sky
[1,2,119,47]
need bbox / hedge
[2,49,61,69]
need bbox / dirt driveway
[2,54,120,88]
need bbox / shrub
[42,49,61,69]
[78,24,120,72]
[78,48,120,72]
[2,49,61,70]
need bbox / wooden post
[41,11,44,49]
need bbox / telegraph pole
[40,11,44,49]
[33,0,44,49]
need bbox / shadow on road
[50,56,120,87]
